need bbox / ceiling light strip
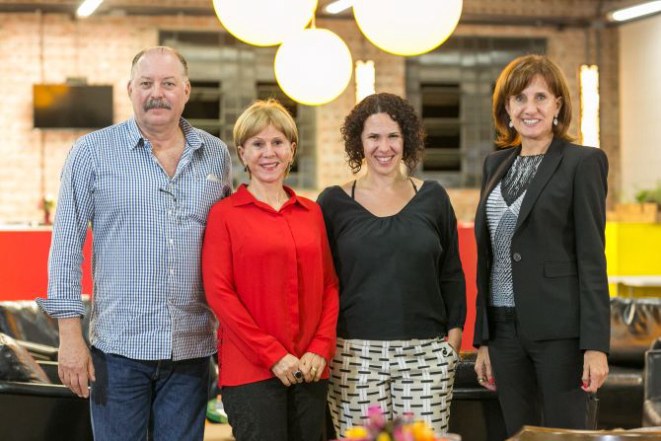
[77,0,103,17]
[609,1,661,22]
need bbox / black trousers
[488,317,590,436]
[221,378,328,441]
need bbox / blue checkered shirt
[36,117,232,361]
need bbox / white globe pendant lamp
[275,28,353,106]
[353,0,463,56]
[212,0,318,47]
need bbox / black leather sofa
[598,297,661,429]
[448,351,507,440]
[2,296,660,440]
[643,338,661,427]
[0,332,92,441]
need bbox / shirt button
[512,252,522,262]
[168,210,173,216]
[169,239,174,245]
[170,269,175,275]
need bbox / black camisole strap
[409,178,418,194]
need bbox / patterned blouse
[485,154,545,307]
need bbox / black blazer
[473,138,610,353]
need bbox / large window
[160,30,316,189]
[420,83,461,172]
[182,80,221,137]
[407,36,546,188]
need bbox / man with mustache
[37,46,231,440]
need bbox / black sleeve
[573,148,610,353]
[437,186,467,331]
[316,187,339,270]
[472,155,492,347]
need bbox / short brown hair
[341,93,425,174]
[493,54,574,147]
[130,46,189,79]
[233,99,298,162]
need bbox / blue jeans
[90,347,210,441]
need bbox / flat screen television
[33,84,113,129]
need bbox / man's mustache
[144,99,172,111]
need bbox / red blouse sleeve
[305,208,339,362]
[202,204,288,369]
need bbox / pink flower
[393,426,414,441]
[366,405,385,429]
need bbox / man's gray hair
[130,46,189,79]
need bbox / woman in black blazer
[473,54,609,435]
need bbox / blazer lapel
[515,138,566,232]
[475,146,520,246]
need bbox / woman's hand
[475,346,497,391]
[299,352,327,382]
[447,328,462,356]
[582,350,609,392]
[271,354,301,387]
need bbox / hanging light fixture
[275,27,353,106]
[353,0,463,56]
[212,0,317,47]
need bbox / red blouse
[202,184,339,386]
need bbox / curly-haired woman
[317,93,466,436]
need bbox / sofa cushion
[610,298,661,366]
[0,333,50,383]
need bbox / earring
[553,116,558,126]
[508,120,514,128]
[243,165,248,172]
[287,162,294,173]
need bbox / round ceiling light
[213,0,317,47]
[275,28,353,106]
[353,0,463,56]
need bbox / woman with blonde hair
[202,99,339,441]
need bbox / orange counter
[0,224,478,350]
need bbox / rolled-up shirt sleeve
[36,140,95,318]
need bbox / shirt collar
[232,184,311,211]
[125,117,203,151]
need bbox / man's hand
[58,318,95,398]
[271,354,301,387]
[299,352,327,382]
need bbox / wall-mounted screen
[33,84,113,129]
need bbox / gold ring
[311,367,318,372]
[478,378,486,383]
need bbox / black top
[317,180,466,340]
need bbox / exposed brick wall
[0,1,627,223]
[0,12,220,223]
